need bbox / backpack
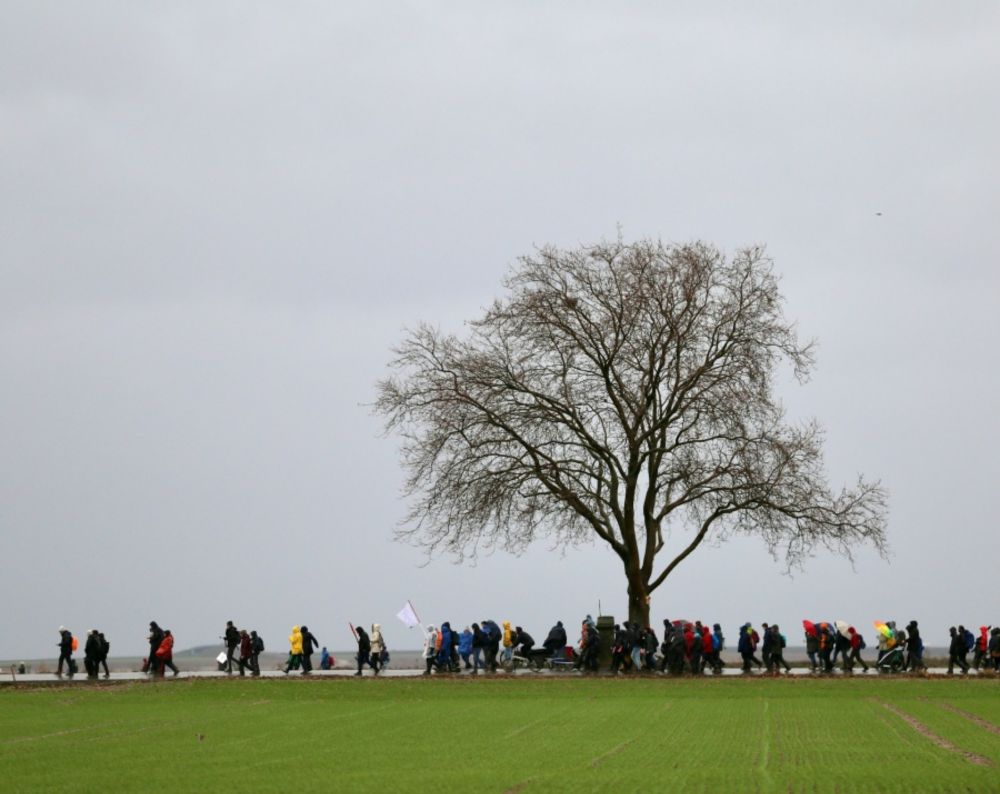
[253,635,265,653]
[858,634,866,650]
[101,638,111,656]
[71,635,79,652]
[963,630,975,652]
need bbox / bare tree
[376,238,888,625]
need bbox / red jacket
[155,634,174,660]
[240,634,253,659]
[701,629,713,654]
[850,631,861,651]
[683,629,694,657]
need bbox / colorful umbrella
[802,620,817,638]
[873,620,893,638]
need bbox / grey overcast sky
[2,3,998,659]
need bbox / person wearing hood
[300,625,319,674]
[544,621,567,662]
[501,621,514,665]
[84,630,102,679]
[156,630,179,675]
[847,626,869,673]
[905,621,923,671]
[582,622,600,672]
[354,625,371,676]
[284,626,303,674]
[470,623,485,674]
[769,625,791,674]
[223,621,240,674]
[437,622,454,672]
[250,630,263,676]
[370,624,385,674]
[480,619,501,671]
[973,626,990,670]
[56,627,77,677]
[147,622,164,676]
[458,627,473,669]
[422,624,438,675]
[97,631,111,679]
[610,624,626,674]
[238,630,253,676]
[804,627,819,671]
[948,626,969,674]
[989,627,1000,671]
[737,623,755,673]
[711,624,725,674]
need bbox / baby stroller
[506,647,547,672]
[876,644,905,673]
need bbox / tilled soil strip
[590,737,635,768]
[938,702,1000,738]
[872,698,993,767]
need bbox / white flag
[396,601,420,629]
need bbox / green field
[2,678,998,792]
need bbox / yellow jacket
[289,626,303,655]
[503,621,513,648]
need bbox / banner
[396,601,420,629]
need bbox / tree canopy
[376,237,888,624]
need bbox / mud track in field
[938,702,1000,737]
[872,697,993,767]
[590,737,635,767]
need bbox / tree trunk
[626,567,650,626]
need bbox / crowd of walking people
[47,618,1000,678]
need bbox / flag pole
[348,622,358,641]
[409,600,421,623]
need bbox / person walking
[56,627,75,678]
[422,624,438,675]
[947,627,970,674]
[544,621,566,664]
[370,624,385,675]
[846,627,869,672]
[238,630,253,676]
[905,621,923,671]
[973,626,990,670]
[711,624,725,674]
[769,625,791,673]
[501,621,514,666]
[470,623,484,674]
[156,630,180,675]
[84,630,102,679]
[284,626,303,674]
[300,625,319,674]
[223,621,240,674]
[96,631,111,678]
[147,622,164,675]
[738,623,755,673]
[482,619,502,671]
[354,625,371,676]
[250,631,263,676]
[458,627,473,669]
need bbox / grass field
[2,677,998,792]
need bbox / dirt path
[938,702,1000,738]
[872,698,994,767]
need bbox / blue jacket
[439,623,453,659]
[458,630,473,655]
[737,624,753,655]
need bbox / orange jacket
[156,634,174,659]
